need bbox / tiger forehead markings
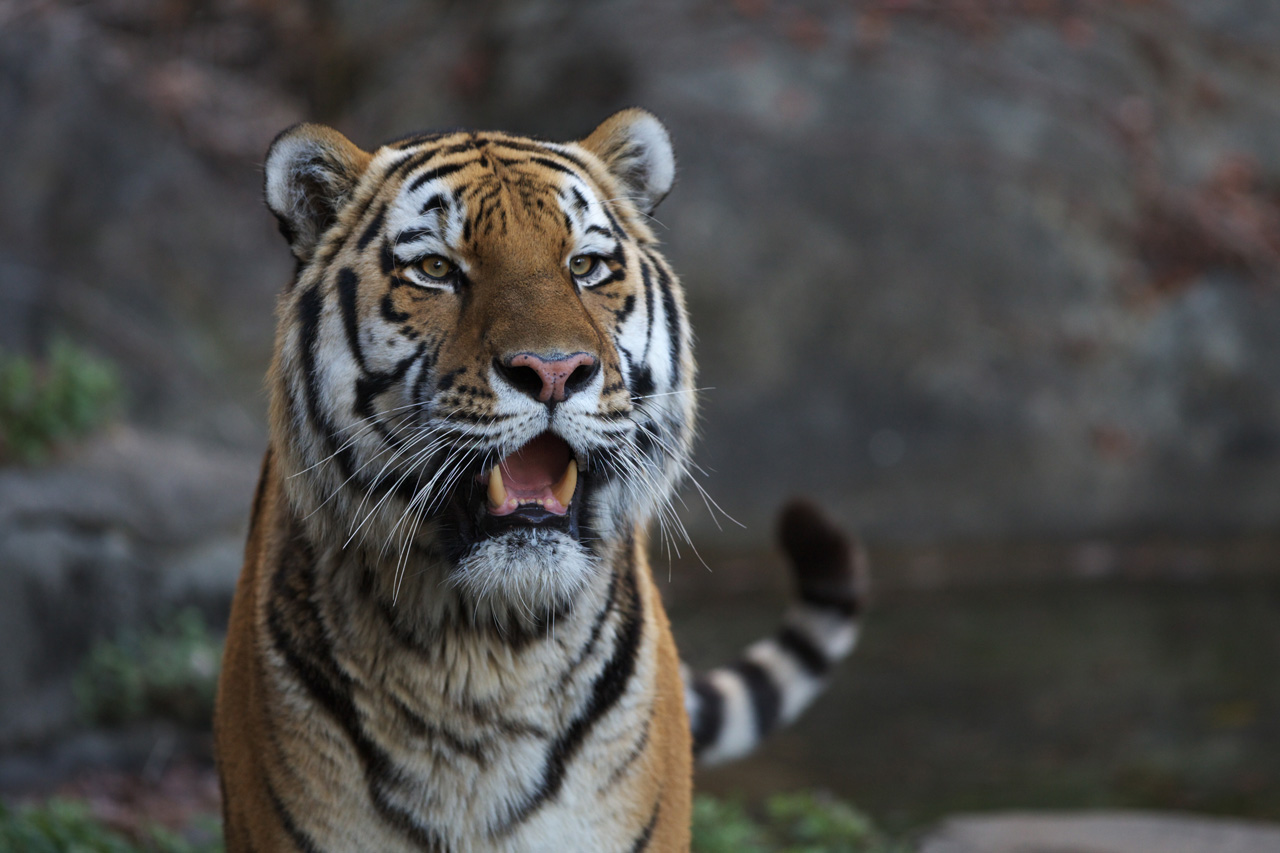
[216,109,867,852]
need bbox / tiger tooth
[552,459,578,508]
[488,466,507,508]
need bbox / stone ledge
[919,811,1280,853]
[0,427,259,748]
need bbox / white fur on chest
[269,541,657,852]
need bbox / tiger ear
[578,109,676,215]
[264,123,372,262]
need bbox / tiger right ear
[579,109,676,215]
[264,123,372,262]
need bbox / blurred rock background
[2,0,1279,839]
[6,0,1280,542]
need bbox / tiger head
[263,110,695,609]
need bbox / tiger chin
[214,109,868,853]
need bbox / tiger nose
[497,352,600,404]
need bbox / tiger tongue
[501,433,571,492]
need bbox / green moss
[3,790,894,853]
[0,800,222,853]
[73,609,222,728]
[692,791,904,853]
[0,338,121,464]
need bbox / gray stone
[0,427,258,747]
[6,0,1280,553]
[919,811,1280,853]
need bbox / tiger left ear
[578,109,676,215]
[264,123,372,263]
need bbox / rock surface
[5,1,1280,550]
[0,428,258,747]
[919,811,1280,853]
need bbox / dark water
[671,579,1280,833]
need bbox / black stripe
[468,182,504,211]
[266,775,326,853]
[689,675,723,755]
[296,285,357,483]
[316,186,379,271]
[357,202,387,251]
[376,584,562,654]
[624,362,655,404]
[557,563,620,689]
[406,160,468,194]
[585,262,626,291]
[527,154,577,176]
[339,267,425,444]
[266,526,450,852]
[380,291,411,325]
[389,693,491,768]
[499,555,644,831]
[418,193,447,216]
[353,342,426,430]
[393,139,479,167]
[653,258,683,385]
[491,138,592,173]
[613,293,636,324]
[598,705,652,794]
[627,800,660,853]
[776,627,832,678]
[410,341,441,410]
[296,283,417,503]
[382,147,441,182]
[638,257,655,361]
[435,367,464,391]
[336,267,366,369]
[797,589,861,618]
[730,660,782,740]
[634,421,659,461]
[392,226,436,247]
[600,203,628,241]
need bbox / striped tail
[684,499,868,766]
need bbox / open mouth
[485,432,578,518]
[455,431,585,544]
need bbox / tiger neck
[291,510,642,706]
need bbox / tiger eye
[419,256,453,279]
[569,255,596,277]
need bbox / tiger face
[264,110,695,610]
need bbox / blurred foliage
[0,799,222,853]
[692,791,906,853]
[1,791,898,853]
[0,339,121,464]
[74,609,222,729]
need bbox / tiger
[213,108,868,852]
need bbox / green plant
[692,791,904,853]
[0,799,222,853]
[2,790,894,853]
[0,338,121,463]
[74,609,223,728]
[692,795,774,853]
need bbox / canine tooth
[488,466,507,508]
[552,459,578,508]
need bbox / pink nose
[500,352,599,403]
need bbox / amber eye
[417,256,454,280]
[569,255,597,277]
